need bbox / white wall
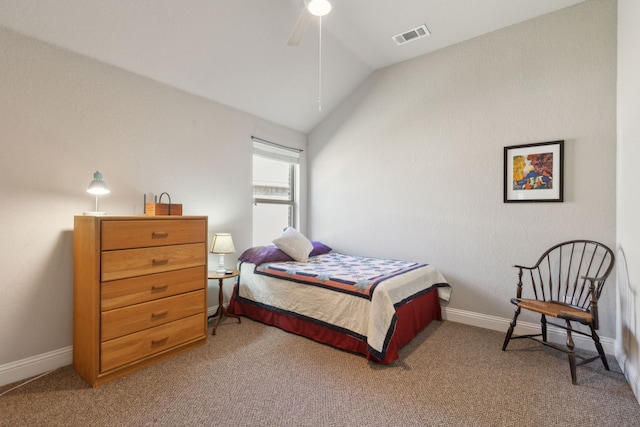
[617,0,640,403]
[0,28,306,385]
[309,0,617,342]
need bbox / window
[252,137,301,246]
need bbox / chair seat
[511,298,593,324]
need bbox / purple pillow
[239,241,332,265]
[238,245,293,265]
[310,241,332,257]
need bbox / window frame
[251,137,302,244]
[253,162,296,229]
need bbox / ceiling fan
[287,0,333,111]
[287,0,332,47]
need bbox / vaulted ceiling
[0,0,586,133]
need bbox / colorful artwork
[512,152,553,190]
[504,140,563,203]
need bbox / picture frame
[504,140,564,203]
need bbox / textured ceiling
[0,0,587,132]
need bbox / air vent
[392,24,430,46]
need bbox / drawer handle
[151,310,169,318]
[151,284,169,291]
[152,258,169,266]
[152,231,169,238]
[151,336,169,345]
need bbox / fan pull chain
[317,15,322,112]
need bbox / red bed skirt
[228,286,442,364]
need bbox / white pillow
[272,227,313,262]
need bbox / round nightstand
[208,269,241,335]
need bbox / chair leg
[566,320,577,385]
[590,325,610,371]
[541,314,548,342]
[502,307,521,351]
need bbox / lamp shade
[87,171,110,195]
[210,233,235,254]
[307,0,331,16]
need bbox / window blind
[252,136,302,164]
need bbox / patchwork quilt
[255,252,430,298]
[236,252,450,360]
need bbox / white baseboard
[442,307,616,355]
[0,305,225,387]
[616,344,640,406]
[0,307,623,388]
[208,305,219,317]
[0,306,223,388]
[0,346,72,388]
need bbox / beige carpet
[1,318,639,426]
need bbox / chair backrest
[518,240,615,326]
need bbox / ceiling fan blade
[287,5,312,46]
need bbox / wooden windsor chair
[502,240,615,384]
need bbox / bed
[228,236,451,364]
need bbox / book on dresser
[73,215,208,387]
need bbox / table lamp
[210,233,235,273]
[84,170,110,215]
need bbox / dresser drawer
[101,219,205,250]
[101,266,205,311]
[101,290,205,341]
[102,243,206,282]
[100,314,204,373]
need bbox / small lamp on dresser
[210,233,235,273]
[84,170,110,216]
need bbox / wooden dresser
[73,215,208,387]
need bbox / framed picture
[504,140,564,203]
